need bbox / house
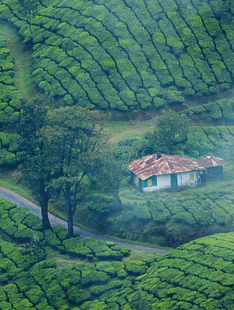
[128,153,226,192]
[196,156,226,182]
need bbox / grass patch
[0,167,38,203]
[103,115,156,143]
[123,250,160,262]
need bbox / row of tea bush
[2,198,234,309]
[0,35,21,165]
[1,0,234,110]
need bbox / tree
[10,95,53,230]
[42,106,105,238]
[94,150,125,211]
[153,110,189,154]
[18,0,39,36]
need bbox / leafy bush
[2,0,234,112]
[44,230,61,247]
[62,238,92,258]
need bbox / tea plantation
[104,164,234,247]
[1,196,234,309]
[0,34,21,166]
[0,0,234,110]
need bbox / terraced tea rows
[1,193,234,309]
[0,0,234,110]
[110,161,234,246]
[0,34,21,165]
[135,232,234,309]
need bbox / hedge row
[0,198,130,261]
[0,238,70,309]
[0,233,153,309]
[0,35,21,165]
[0,199,155,309]
[134,232,234,309]
[1,0,234,110]
[181,97,234,121]
[2,230,234,309]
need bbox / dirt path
[0,186,169,254]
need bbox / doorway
[171,174,178,188]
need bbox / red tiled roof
[129,153,226,180]
[196,156,226,168]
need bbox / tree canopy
[41,106,106,237]
[153,110,189,154]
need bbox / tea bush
[0,36,21,165]
[1,0,234,111]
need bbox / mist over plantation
[0,0,234,309]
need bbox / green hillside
[1,0,234,258]
[0,34,21,166]
[1,196,234,309]
[0,0,234,110]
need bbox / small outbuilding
[129,153,226,192]
[196,156,226,182]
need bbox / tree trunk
[66,202,74,238]
[65,183,74,238]
[39,179,51,230]
[114,191,122,210]
[41,199,51,230]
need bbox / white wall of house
[143,174,170,192]
[177,170,201,187]
[140,170,201,192]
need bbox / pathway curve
[0,186,169,254]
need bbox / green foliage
[1,0,234,111]
[62,238,92,258]
[3,203,234,310]
[0,36,21,165]
[44,230,61,247]
[124,260,148,275]
[151,110,189,154]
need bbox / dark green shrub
[62,238,92,257]
[9,207,31,224]
[111,246,131,257]
[81,269,110,287]
[24,285,45,305]
[124,260,148,276]
[67,286,90,304]
[52,226,68,241]
[44,230,61,247]
[22,213,43,231]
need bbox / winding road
[0,186,169,254]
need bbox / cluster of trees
[3,95,125,237]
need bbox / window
[190,174,194,181]
[147,178,153,187]
[135,176,139,183]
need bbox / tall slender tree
[12,95,53,230]
[41,106,105,238]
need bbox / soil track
[0,186,169,254]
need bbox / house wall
[143,174,170,192]
[206,166,223,180]
[177,170,201,187]
[141,170,201,192]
